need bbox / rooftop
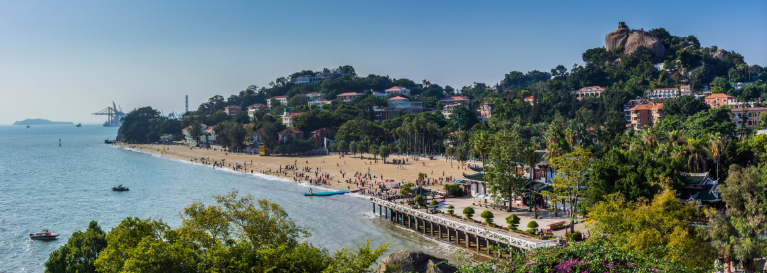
[280,128,304,134]
[283,112,303,118]
[386,86,408,90]
[706,93,732,99]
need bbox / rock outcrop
[605,22,665,58]
[377,250,457,273]
[713,49,727,60]
[605,22,630,52]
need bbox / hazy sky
[1,0,765,125]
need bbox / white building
[731,82,755,90]
[306,92,322,101]
[371,90,387,99]
[442,103,468,119]
[646,88,678,100]
[385,86,410,96]
[282,112,303,127]
[182,124,216,146]
[308,98,332,108]
[268,96,288,108]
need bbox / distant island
[13,119,74,126]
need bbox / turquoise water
[0,125,454,272]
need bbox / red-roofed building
[224,105,241,115]
[279,128,304,142]
[337,92,364,101]
[439,96,469,103]
[624,99,654,124]
[524,96,534,104]
[310,127,336,147]
[268,96,289,108]
[282,112,303,127]
[570,86,604,100]
[182,124,216,146]
[704,93,733,108]
[629,103,664,131]
[385,86,410,96]
[308,98,332,108]
[680,85,692,96]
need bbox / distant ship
[76,123,82,127]
[26,125,30,128]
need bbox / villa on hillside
[224,105,241,115]
[182,124,216,146]
[570,86,604,100]
[337,92,365,101]
[278,128,304,142]
[373,96,423,121]
[623,99,654,124]
[478,101,494,122]
[294,67,344,84]
[524,96,534,104]
[268,96,288,108]
[247,104,269,120]
[385,86,410,96]
[282,112,303,127]
[309,127,336,147]
[442,103,468,119]
[645,88,678,100]
[308,98,332,108]
[680,85,692,96]
[629,103,664,131]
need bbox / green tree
[485,133,528,212]
[526,220,538,230]
[447,205,455,215]
[702,165,767,272]
[323,240,390,273]
[505,214,520,230]
[543,147,592,232]
[45,221,107,273]
[480,210,494,224]
[209,110,231,125]
[213,121,248,151]
[662,95,710,120]
[587,180,715,270]
[378,144,390,161]
[463,207,475,220]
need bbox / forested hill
[118,24,765,145]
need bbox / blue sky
[1,0,765,124]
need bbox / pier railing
[371,197,559,249]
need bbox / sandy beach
[114,143,472,195]
[114,142,588,238]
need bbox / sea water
[0,125,455,272]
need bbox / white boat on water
[30,230,59,240]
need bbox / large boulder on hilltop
[605,22,665,59]
[377,250,457,273]
[624,31,665,58]
[605,22,630,51]
[713,49,727,59]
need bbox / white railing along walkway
[371,198,559,249]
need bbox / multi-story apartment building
[646,88,678,100]
[442,103,468,119]
[478,101,494,122]
[730,107,767,127]
[629,103,664,131]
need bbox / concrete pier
[370,197,558,256]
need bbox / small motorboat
[76,123,82,127]
[30,229,59,240]
[112,185,129,191]
[26,125,30,128]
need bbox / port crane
[92,102,126,127]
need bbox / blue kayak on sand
[303,188,360,196]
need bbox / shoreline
[113,143,471,196]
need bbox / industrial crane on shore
[92,102,126,127]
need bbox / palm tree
[445,146,456,167]
[349,141,358,158]
[686,138,709,173]
[709,133,727,180]
[472,131,491,168]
